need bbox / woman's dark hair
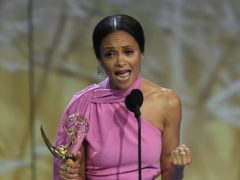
[92,14,145,60]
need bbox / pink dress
[54,75,162,180]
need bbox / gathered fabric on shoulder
[53,75,162,180]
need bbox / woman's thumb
[73,151,82,163]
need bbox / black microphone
[125,89,143,180]
[125,89,143,118]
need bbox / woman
[54,14,192,180]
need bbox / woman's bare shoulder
[142,78,177,97]
[141,78,181,130]
[142,78,181,108]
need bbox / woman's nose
[116,54,126,66]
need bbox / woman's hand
[59,151,83,180]
[171,144,192,167]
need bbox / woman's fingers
[73,151,82,164]
[59,167,78,179]
[171,150,181,165]
[171,144,192,167]
[59,167,79,179]
[58,151,83,180]
[184,146,192,164]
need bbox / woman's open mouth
[115,70,131,81]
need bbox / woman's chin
[110,75,135,90]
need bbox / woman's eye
[104,51,115,58]
[125,50,134,55]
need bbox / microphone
[125,89,143,180]
[125,89,143,118]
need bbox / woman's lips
[115,70,131,80]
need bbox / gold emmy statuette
[40,113,89,161]
[40,125,75,161]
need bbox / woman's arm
[160,91,191,180]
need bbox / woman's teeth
[115,71,130,80]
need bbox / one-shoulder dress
[54,75,162,180]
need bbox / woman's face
[99,30,142,90]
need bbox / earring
[97,64,104,77]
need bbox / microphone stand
[125,89,143,180]
[134,106,142,180]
